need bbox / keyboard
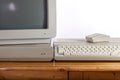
[54,39,120,61]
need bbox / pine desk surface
[0,62,120,71]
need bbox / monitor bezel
[0,0,56,40]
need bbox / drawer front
[69,71,120,80]
[83,72,115,80]
[0,71,68,80]
[69,72,82,80]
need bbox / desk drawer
[69,71,120,80]
[0,71,68,80]
[83,72,115,80]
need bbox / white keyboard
[54,39,120,61]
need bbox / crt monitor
[0,0,56,44]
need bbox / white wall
[56,0,120,38]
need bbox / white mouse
[86,33,110,43]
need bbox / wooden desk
[0,62,120,80]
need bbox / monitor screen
[0,0,47,30]
[0,0,56,43]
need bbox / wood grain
[0,62,120,80]
[69,72,82,80]
[83,72,115,80]
[0,62,120,71]
[0,71,68,80]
